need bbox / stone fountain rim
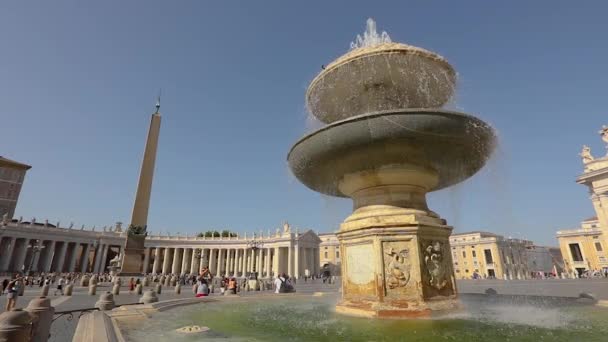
[306,42,457,107]
[287,108,489,159]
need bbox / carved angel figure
[385,247,411,289]
[580,145,594,164]
[424,241,449,290]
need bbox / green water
[124,296,608,342]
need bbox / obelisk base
[120,234,146,275]
[336,209,459,319]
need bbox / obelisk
[121,99,162,274]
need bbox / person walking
[5,276,20,311]
[54,277,65,296]
[129,278,135,293]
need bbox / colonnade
[142,245,320,278]
[0,236,119,274]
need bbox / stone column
[258,249,264,277]
[237,249,243,276]
[29,240,43,272]
[171,248,182,274]
[217,249,225,276]
[294,244,300,279]
[13,238,30,272]
[209,249,217,275]
[287,245,293,277]
[264,248,271,277]
[51,242,68,272]
[152,247,162,274]
[92,243,103,273]
[80,244,91,273]
[67,243,79,272]
[162,248,172,274]
[43,241,56,273]
[99,244,109,273]
[0,237,16,271]
[181,248,191,274]
[190,248,200,274]
[273,247,280,277]
[246,249,252,273]
[224,249,232,277]
[142,248,150,274]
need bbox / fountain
[288,18,495,318]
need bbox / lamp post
[26,240,45,276]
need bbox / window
[484,249,494,264]
[324,251,328,258]
[336,251,340,258]
[593,236,599,239]
[454,262,459,265]
[324,247,328,250]
[465,269,469,273]
[569,243,584,262]
[472,250,477,258]
[595,242,603,252]
[462,251,466,258]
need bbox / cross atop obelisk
[121,97,162,274]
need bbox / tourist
[275,273,288,294]
[129,278,135,293]
[228,277,237,294]
[5,275,20,311]
[54,277,65,296]
[196,279,209,297]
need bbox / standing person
[129,278,135,293]
[195,279,209,297]
[54,277,65,296]
[5,276,20,311]
[228,277,237,294]
[274,274,286,294]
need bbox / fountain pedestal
[335,168,458,318]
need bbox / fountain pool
[121,294,608,341]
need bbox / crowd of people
[1,268,336,312]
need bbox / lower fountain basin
[122,294,608,342]
[288,109,496,198]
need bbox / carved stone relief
[422,240,449,291]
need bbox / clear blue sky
[2,1,607,245]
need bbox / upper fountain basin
[306,43,457,124]
[287,109,495,198]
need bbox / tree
[197,230,236,238]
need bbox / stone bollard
[170,276,177,287]
[64,284,73,296]
[0,309,33,341]
[41,284,50,297]
[192,284,197,294]
[95,292,115,311]
[142,277,150,287]
[25,296,55,342]
[175,284,181,295]
[164,277,170,287]
[89,283,97,296]
[135,284,143,295]
[139,290,159,304]
[155,283,162,295]
[112,283,120,296]
[80,275,89,287]
[160,275,166,284]
[210,284,215,293]
[90,275,98,285]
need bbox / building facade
[0,156,31,219]
[318,232,340,275]
[0,219,321,279]
[449,231,532,280]
[557,126,608,276]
